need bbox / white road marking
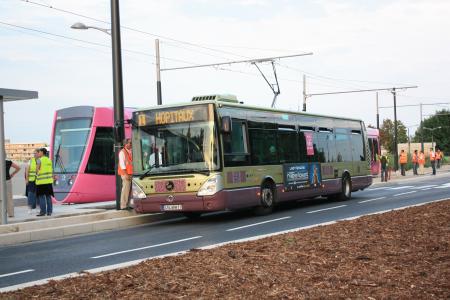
[2,198,449,293]
[366,187,389,191]
[0,269,34,279]
[412,185,437,189]
[434,183,450,189]
[393,191,417,197]
[226,216,292,232]
[358,197,386,204]
[389,186,414,190]
[306,205,347,214]
[91,236,202,259]
[422,188,433,191]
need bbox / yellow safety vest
[36,156,53,185]
[28,158,37,182]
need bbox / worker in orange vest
[429,148,436,175]
[436,149,442,169]
[399,149,407,176]
[412,149,418,176]
[418,151,425,175]
[118,138,133,210]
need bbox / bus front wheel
[254,182,275,215]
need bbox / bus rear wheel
[254,182,275,215]
[328,175,352,201]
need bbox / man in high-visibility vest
[25,149,39,214]
[418,151,425,175]
[36,148,54,216]
[429,148,436,175]
[412,149,418,176]
[436,149,442,169]
[118,138,133,210]
[399,149,407,176]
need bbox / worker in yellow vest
[429,148,436,175]
[118,138,133,210]
[36,148,54,216]
[399,149,407,176]
[25,149,39,214]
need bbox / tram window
[249,129,278,165]
[223,120,250,166]
[85,127,115,175]
[351,133,365,161]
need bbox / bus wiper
[138,163,178,179]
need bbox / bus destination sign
[136,105,210,126]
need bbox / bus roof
[134,98,364,123]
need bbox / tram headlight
[197,174,223,196]
[132,180,147,199]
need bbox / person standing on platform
[118,138,133,210]
[429,148,436,175]
[399,149,407,176]
[418,151,425,175]
[36,148,54,216]
[412,150,418,175]
[25,149,39,214]
[436,149,442,169]
[378,153,389,182]
[4,159,21,218]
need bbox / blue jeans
[39,194,53,215]
[27,191,37,209]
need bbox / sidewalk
[372,163,450,185]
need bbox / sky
[1,0,450,143]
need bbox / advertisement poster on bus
[309,162,322,188]
[304,132,314,156]
[283,163,309,191]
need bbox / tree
[413,109,450,154]
[379,118,408,153]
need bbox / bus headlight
[197,174,223,196]
[132,181,147,199]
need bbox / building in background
[5,140,48,162]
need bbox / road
[1,172,449,291]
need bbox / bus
[51,106,134,203]
[367,128,380,176]
[131,95,372,216]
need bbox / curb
[0,212,172,247]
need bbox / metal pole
[111,0,125,210]
[420,103,424,152]
[376,92,380,129]
[302,74,307,112]
[155,39,162,105]
[392,88,399,172]
[0,97,8,224]
[408,127,411,155]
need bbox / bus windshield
[53,118,92,173]
[134,121,219,175]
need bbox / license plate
[162,204,182,211]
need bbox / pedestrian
[399,149,407,176]
[25,149,39,214]
[429,148,436,175]
[118,138,133,210]
[36,148,54,216]
[418,150,425,175]
[412,149,418,175]
[378,153,389,182]
[436,149,442,169]
[4,158,21,218]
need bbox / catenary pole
[392,88,399,172]
[302,74,307,112]
[155,39,162,105]
[420,103,424,152]
[111,0,125,210]
[0,97,6,224]
[376,92,380,129]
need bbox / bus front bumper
[133,191,227,213]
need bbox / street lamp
[423,126,442,151]
[70,0,125,211]
[70,22,111,35]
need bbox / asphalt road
[1,172,449,290]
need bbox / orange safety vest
[436,152,441,160]
[430,151,436,161]
[418,153,425,165]
[399,152,407,164]
[118,148,133,175]
[412,153,418,163]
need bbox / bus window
[249,128,278,165]
[223,120,250,166]
[278,128,298,163]
[335,133,352,162]
[351,133,365,161]
[297,131,309,163]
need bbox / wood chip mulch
[2,200,450,299]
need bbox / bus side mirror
[221,116,231,134]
